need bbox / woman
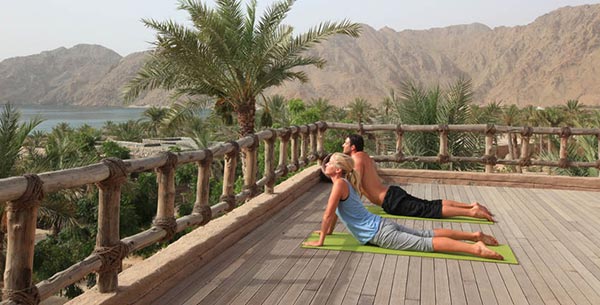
[303,153,503,260]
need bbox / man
[342,134,494,221]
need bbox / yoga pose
[305,153,503,260]
[341,134,495,221]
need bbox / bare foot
[475,241,503,260]
[472,202,494,216]
[471,206,495,222]
[475,231,499,246]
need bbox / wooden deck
[144,182,600,305]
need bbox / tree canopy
[123,0,361,136]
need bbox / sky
[2,0,600,61]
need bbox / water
[13,105,147,132]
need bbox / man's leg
[441,203,495,221]
[442,199,493,215]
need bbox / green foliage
[123,0,360,136]
[0,103,42,178]
[101,140,131,159]
[33,227,95,297]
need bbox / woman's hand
[303,240,323,247]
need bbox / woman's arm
[304,180,346,246]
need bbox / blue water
[13,105,147,132]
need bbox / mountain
[2,4,600,107]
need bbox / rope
[8,174,44,212]
[153,216,178,241]
[220,194,237,212]
[485,124,496,135]
[482,155,497,165]
[438,124,449,134]
[558,158,569,168]
[247,134,260,151]
[2,285,40,305]
[200,149,213,167]
[560,126,572,138]
[437,154,450,163]
[97,158,128,188]
[93,242,130,274]
[242,184,259,198]
[160,152,178,171]
[518,158,532,167]
[193,204,212,226]
[279,129,291,142]
[521,126,533,138]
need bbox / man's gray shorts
[368,218,434,252]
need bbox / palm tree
[395,79,481,170]
[123,0,361,137]
[501,104,521,161]
[0,104,42,275]
[0,104,42,178]
[539,106,567,153]
[347,97,376,124]
[139,106,169,137]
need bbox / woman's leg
[432,237,503,260]
[433,229,498,245]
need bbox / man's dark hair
[348,134,364,151]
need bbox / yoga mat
[365,205,494,225]
[302,232,518,264]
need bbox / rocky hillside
[2,4,600,107]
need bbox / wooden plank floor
[147,182,600,305]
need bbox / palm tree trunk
[236,100,257,137]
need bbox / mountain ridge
[2,4,600,107]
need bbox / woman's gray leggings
[368,218,434,252]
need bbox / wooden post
[153,152,178,240]
[484,126,495,173]
[517,127,533,173]
[192,149,212,225]
[277,129,291,177]
[221,142,239,211]
[519,135,530,172]
[597,134,600,177]
[484,135,494,173]
[317,122,327,165]
[94,158,129,293]
[300,125,309,165]
[263,130,277,194]
[438,125,449,164]
[395,125,404,161]
[559,127,571,168]
[309,125,317,161]
[243,135,259,199]
[290,127,300,171]
[3,174,43,305]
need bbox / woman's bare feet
[474,231,499,246]
[474,241,504,260]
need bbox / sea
[13,105,148,132]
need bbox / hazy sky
[2,0,600,61]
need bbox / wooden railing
[1,121,599,304]
[326,122,600,174]
[0,123,327,305]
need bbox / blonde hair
[330,153,361,195]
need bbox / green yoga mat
[365,205,494,225]
[302,232,518,264]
